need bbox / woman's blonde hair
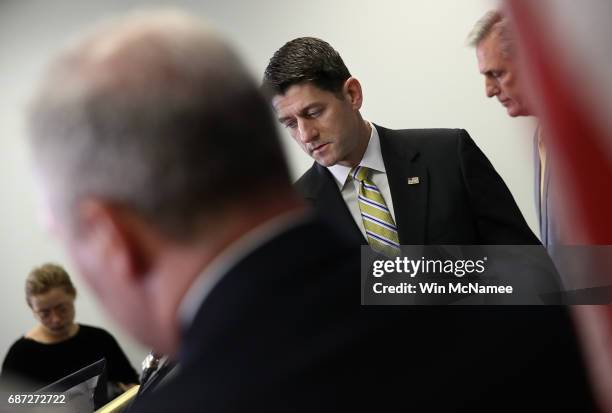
[26,263,77,307]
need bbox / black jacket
[295,126,541,245]
[129,217,595,412]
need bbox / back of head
[262,37,351,98]
[26,263,76,307]
[29,10,291,240]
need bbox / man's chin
[314,156,336,167]
[506,105,531,118]
[506,107,521,117]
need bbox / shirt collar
[327,122,386,188]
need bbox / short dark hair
[262,37,351,98]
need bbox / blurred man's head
[28,10,297,354]
[263,37,370,168]
[469,10,533,117]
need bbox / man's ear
[76,199,152,283]
[343,77,364,110]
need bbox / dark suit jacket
[296,126,541,245]
[129,217,596,412]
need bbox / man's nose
[485,78,499,98]
[297,119,318,143]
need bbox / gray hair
[29,10,290,240]
[467,10,514,57]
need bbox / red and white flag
[506,1,612,411]
[506,0,612,244]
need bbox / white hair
[467,10,514,57]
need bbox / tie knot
[351,165,371,182]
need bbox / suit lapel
[303,163,366,244]
[533,127,549,247]
[542,144,552,248]
[533,128,543,234]
[377,125,428,244]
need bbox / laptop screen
[35,358,107,412]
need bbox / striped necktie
[351,166,401,257]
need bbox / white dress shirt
[327,122,396,238]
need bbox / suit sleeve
[456,129,541,245]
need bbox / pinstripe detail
[358,195,389,212]
[365,230,401,248]
[362,212,399,232]
[351,165,400,257]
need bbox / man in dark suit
[25,9,332,412]
[25,11,596,413]
[263,37,540,251]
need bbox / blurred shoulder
[5,336,31,354]
[77,324,117,341]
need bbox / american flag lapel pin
[407,176,420,185]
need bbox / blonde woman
[0,263,138,394]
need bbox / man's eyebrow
[299,102,323,114]
[277,115,292,124]
[277,102,324,124]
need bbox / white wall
[0,0,538,371]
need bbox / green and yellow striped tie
[351,166,401,257]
